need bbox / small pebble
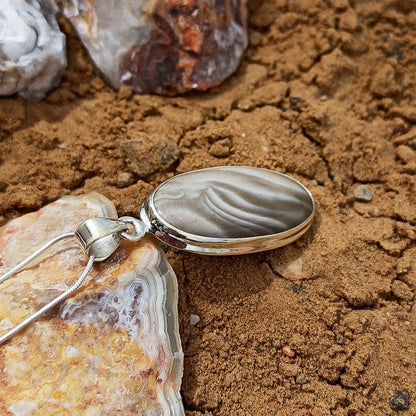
[282,345,295,357]
[117,172,135,188]
[353,184,373,202]
[395,145,416,164]
[190,314,200,326]
[390,390,410,411]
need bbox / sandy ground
[1,0,416,414]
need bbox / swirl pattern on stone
[141,166,315,254]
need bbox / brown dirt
[1,0,416,414]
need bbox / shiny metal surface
[75,218,128,261]
[140,166,315,255]
[75,216,148,261]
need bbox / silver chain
[0,216,147,345]
[0,254,95,345]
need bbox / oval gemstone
[142,166,315,254]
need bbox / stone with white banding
[141,166,315,254]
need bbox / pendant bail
[75,217,148,261]
[75,218,129,261]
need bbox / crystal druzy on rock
[0,193,184,415]
[0,0,66,101]
[63,0,247,94]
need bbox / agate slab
[0,0,66,101]
[0,193,184,416]
[63,0,248,94]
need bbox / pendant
[0,166,314,415]
[1,165,315,342]
[141,166,314,254]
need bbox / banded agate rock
[63,0,248,94]
[0,0,66,101]
[0,194,184,416]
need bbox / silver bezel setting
[140,167,315,255]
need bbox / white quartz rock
[0,0,66,101]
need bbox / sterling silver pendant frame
[141,166,315,254]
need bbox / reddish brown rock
[63,0,247,95]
